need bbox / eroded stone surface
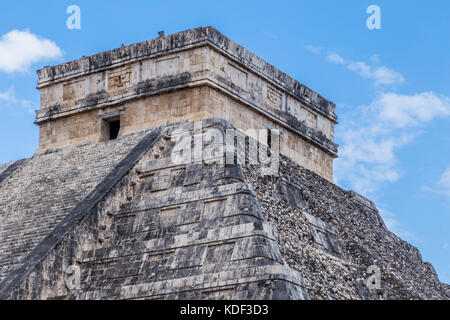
[244,156,449,299]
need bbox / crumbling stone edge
[0,128,163,299]
[0,159,27,186]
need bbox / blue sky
[0,0,449,284]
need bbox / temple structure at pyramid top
[35,26,338,181]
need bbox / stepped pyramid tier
[0,27,448,300]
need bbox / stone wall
[37,87,210,150]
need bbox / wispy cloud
[423,166,450,198]
[305,45,323,54]
[379,208,417,242]
[306,46,404,86]
[325,52,345,65]
[325,51,404,86]
[335,92,450,196]
[0,29,62,73]
[306,45,450,196]
[438,167,450,195]
[376,92,450,128]
[0,86,16,101]
[0,86,34,113]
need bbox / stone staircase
[0,131,147,282]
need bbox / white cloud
[305,45,323,54]
[0,86,34,113]
[335,126,409,195]
[370,54,380,64]
[326,52,345,65]
[324,51,404,86]
[439,167,450,188]
[335,92,450,196]
[371,66,405,86]
[421,166,450,199]
[378,208,416,242]
[0,29,62,73]
[348,62,405,86]
[438,167,450,196]
[375,92,450,128]
[0,86,15,101]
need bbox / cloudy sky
[0,0,448,283]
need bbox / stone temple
[0,27,448,300]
